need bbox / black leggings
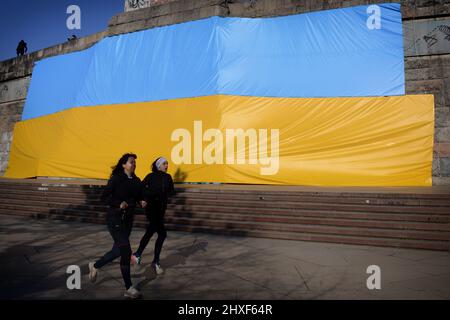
[134,216,167,263]
[94,208,134,289]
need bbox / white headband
[155,157,167,170]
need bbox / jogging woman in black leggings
[131,157,174,275]
[88,153,146,299]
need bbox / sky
[0,0,125,62]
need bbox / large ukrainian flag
[4,3,435,186]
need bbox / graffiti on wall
[0,77,31,104]
[404,19,450,56]
[124,0,176,11]
[125,0,151,12]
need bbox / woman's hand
[120,201,128,210]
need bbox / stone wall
[0,0,449,184]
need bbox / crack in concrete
[294,264,310,292]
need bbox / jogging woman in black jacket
[131,156,175,275]
[88,153,145,299]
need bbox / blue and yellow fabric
[5,3,435,186]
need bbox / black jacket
[101,172,143,209]
[141,171,175,212]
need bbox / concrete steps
[0,179,449,251]
[1,198,449,232]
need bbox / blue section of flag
[22,3,404,120]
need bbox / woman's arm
[141,174,151,200]
[101,175,118,207]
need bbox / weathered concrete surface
[404,17,450,57]
[0,76,29,174]
[109,0,227,35]
[0,0,449,184]
[1,214,449,300]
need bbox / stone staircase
[0,179,449,251]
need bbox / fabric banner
[22,3,404,120]
[6,94,434,186]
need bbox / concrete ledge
[1,177,450,194]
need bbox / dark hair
[151,157,160,172]
[111,153,137,178]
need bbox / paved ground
[0,214,449,300]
